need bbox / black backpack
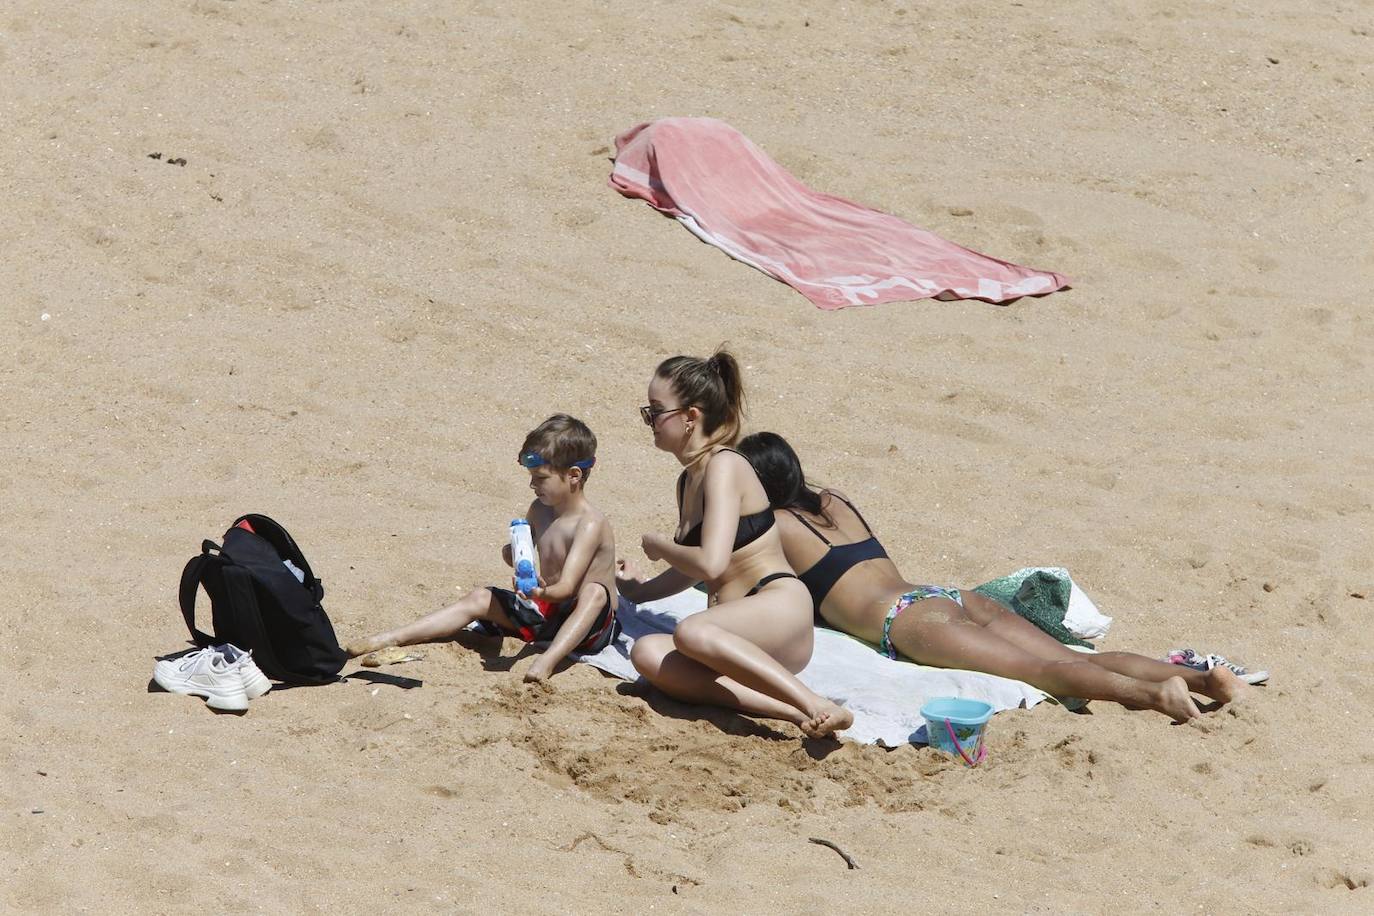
[179,514,347,684]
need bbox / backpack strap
[180,542,313,683]
[179,540,223,648]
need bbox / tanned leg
[888,595,1202,722]
[345,588,515,657]
[664,579,852,738]
[959,591,1247,705]
[630,634,810,727]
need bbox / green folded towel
[974,568,1094,649]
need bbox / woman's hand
[615,558,648,603]
[641,532,671,562]
[615,558,647,585]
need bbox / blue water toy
[509,519,539,597]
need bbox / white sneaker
[153,647,250,711]
[217,644,272,699]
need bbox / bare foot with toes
[1157,675,1202,722]
[800,701,853,739]
[1202,667,1247,705]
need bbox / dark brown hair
[655,348,745,462]
[520,414,597,478]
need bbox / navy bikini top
[789,494,889,622]
[673,449,776,549]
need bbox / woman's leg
[887,595,1205,721]
[632,579,852,737]
[345,588,515,657]
[630,634,810,726]
[958,591,1246,704]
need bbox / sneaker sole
[242,672,272,699]
[153,669,250,712]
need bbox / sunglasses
[639,405,688,427]
[518,452,596,470]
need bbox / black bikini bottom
[745,572,800,597]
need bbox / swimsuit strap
[786,491,871,546]
[785,508,835,546]
[828,492,877,537]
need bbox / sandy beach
[3,0,1372,911]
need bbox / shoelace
[1166,648,1249,676]
[175,648,213,671]
[1204,654,1249,676]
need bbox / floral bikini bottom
[878,585,964,659]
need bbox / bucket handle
[944,717,987,767]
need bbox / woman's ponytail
[655,346,747,463]
[706,349,744,446]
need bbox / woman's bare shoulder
[704,447,752,480]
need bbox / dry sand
[3,0,1373,912]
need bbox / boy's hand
[514,574,548,597]
[641,532,671,562]
[523,657,555,684]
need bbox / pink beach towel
[609,118,1070,310]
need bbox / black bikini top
[790,494,889,623]
[673,449,776,550]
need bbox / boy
[346,414,621,682]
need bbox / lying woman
[733,432,1253,722]
[616,352,852,738]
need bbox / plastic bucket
[920,697,994,766]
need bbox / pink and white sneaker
[1165,648,1269,685]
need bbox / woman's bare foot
[800,700,854,739]
[1200,667,1247,705]
[1155,676,1203,722]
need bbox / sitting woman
[617,352,852,739]
[734,432,1251,723]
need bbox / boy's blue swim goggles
[518,452,596,470]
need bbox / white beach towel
[572,591,1048,746]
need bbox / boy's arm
[525,581,609,682]
[531,515,603,603]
